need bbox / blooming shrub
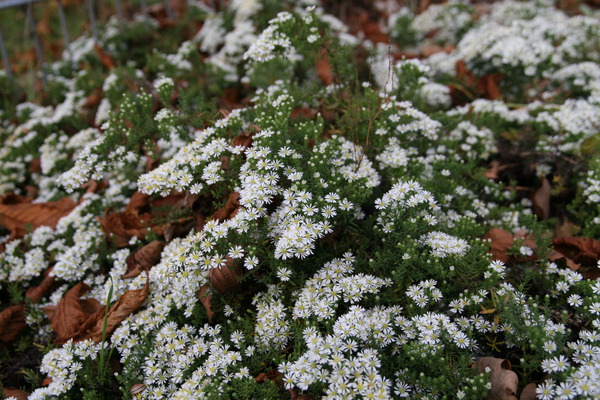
[0,1,600,399]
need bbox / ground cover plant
[0,0,600,399]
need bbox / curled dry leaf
[123,240,165,279]
[0,304,26,343]
[232,132,253,149]
[483,228,537,263]
[197,258,242,322]
[520,382,537,400]
[483,228,513,263]
[2,388,29,400]
[0,194,76,239]
[473,357,518,400]
[98,191,173,247]
[99,210,153,247]
[93,44,115,70]
[209,257,243,295]
[26,267,55,302]
[552,236,600,279]
[484,160,501,180]
[212,192,241,222]
[316,48,334,86]
[532,176,552,220]
[43,283,102,345]
[76,276,150,342]
[197,285,214,322]
[478,73,503,100]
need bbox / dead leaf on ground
[316,48,334,86]
[552,236,600,279]
[197,285,214,322]
[43,283,102,345]
[554,220,579,238]
[0,305,26,343]
[483,228,513,263]
[484,160,501,180]
[212,192,240,222]
[532,176,552,220]
[94,44,115,70]
[98,191,182,247]
[0,194,76,239]
[26,267,56,302]
[76,276,149,342]
[478,73,503,100]
[520,383,537,400]
[209,257,242,295]
[483,228,537,263]
[473,357,518,400]
[2,388,29,400]
[232,132,253,149]
[123,240,165,279]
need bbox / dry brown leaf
[520,383,537,400]
[554,220,578,238]
[0,194,76,239]
[0,305,26,343]
[455,60,476,87]
[94,44,115,70]
[484,160,501,180]
[232,132,253,149]
[473,357,518,400]
[44,283,102,345]
[552,236,600,279]
[290,107,316,120]
[99,211,153,247]
[532,176,552,220]
[316,48,334,86]
[212,192,240,222]
[197,285,214,322]
[98,191,168,247]
[2,388,29,400]
[26,267,55,303]
[209,257,242,295]
[483,228,513,263]
[123,240,165,279]
[77,277,149,342]
[478,73,503,100]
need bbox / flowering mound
[0,0,600,399]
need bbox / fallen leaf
[552,236,600,279]
[209,257,242,295]
[520,383,537,400]
[316,48,334,86]
[0,305,26,343]
[2,388,29,400]
[532,176,552,220]
[76,277,149,342]
[197,285,214,322]
[44,283,102,345]
[483,228,513,263]
[554,220,578,238]
[212,192,240,222]
[0,194,76,239]
[26,267,56,302]
[123,240,165,279]
[484,160,501,180]
[98,191,168,247]
[478,73,503,100]
[84,87,103,108]
[232,132,253,149]
[99,211,153,247]
[94,44,115,70]
[473,357,518,400]
[163,219,194,242]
